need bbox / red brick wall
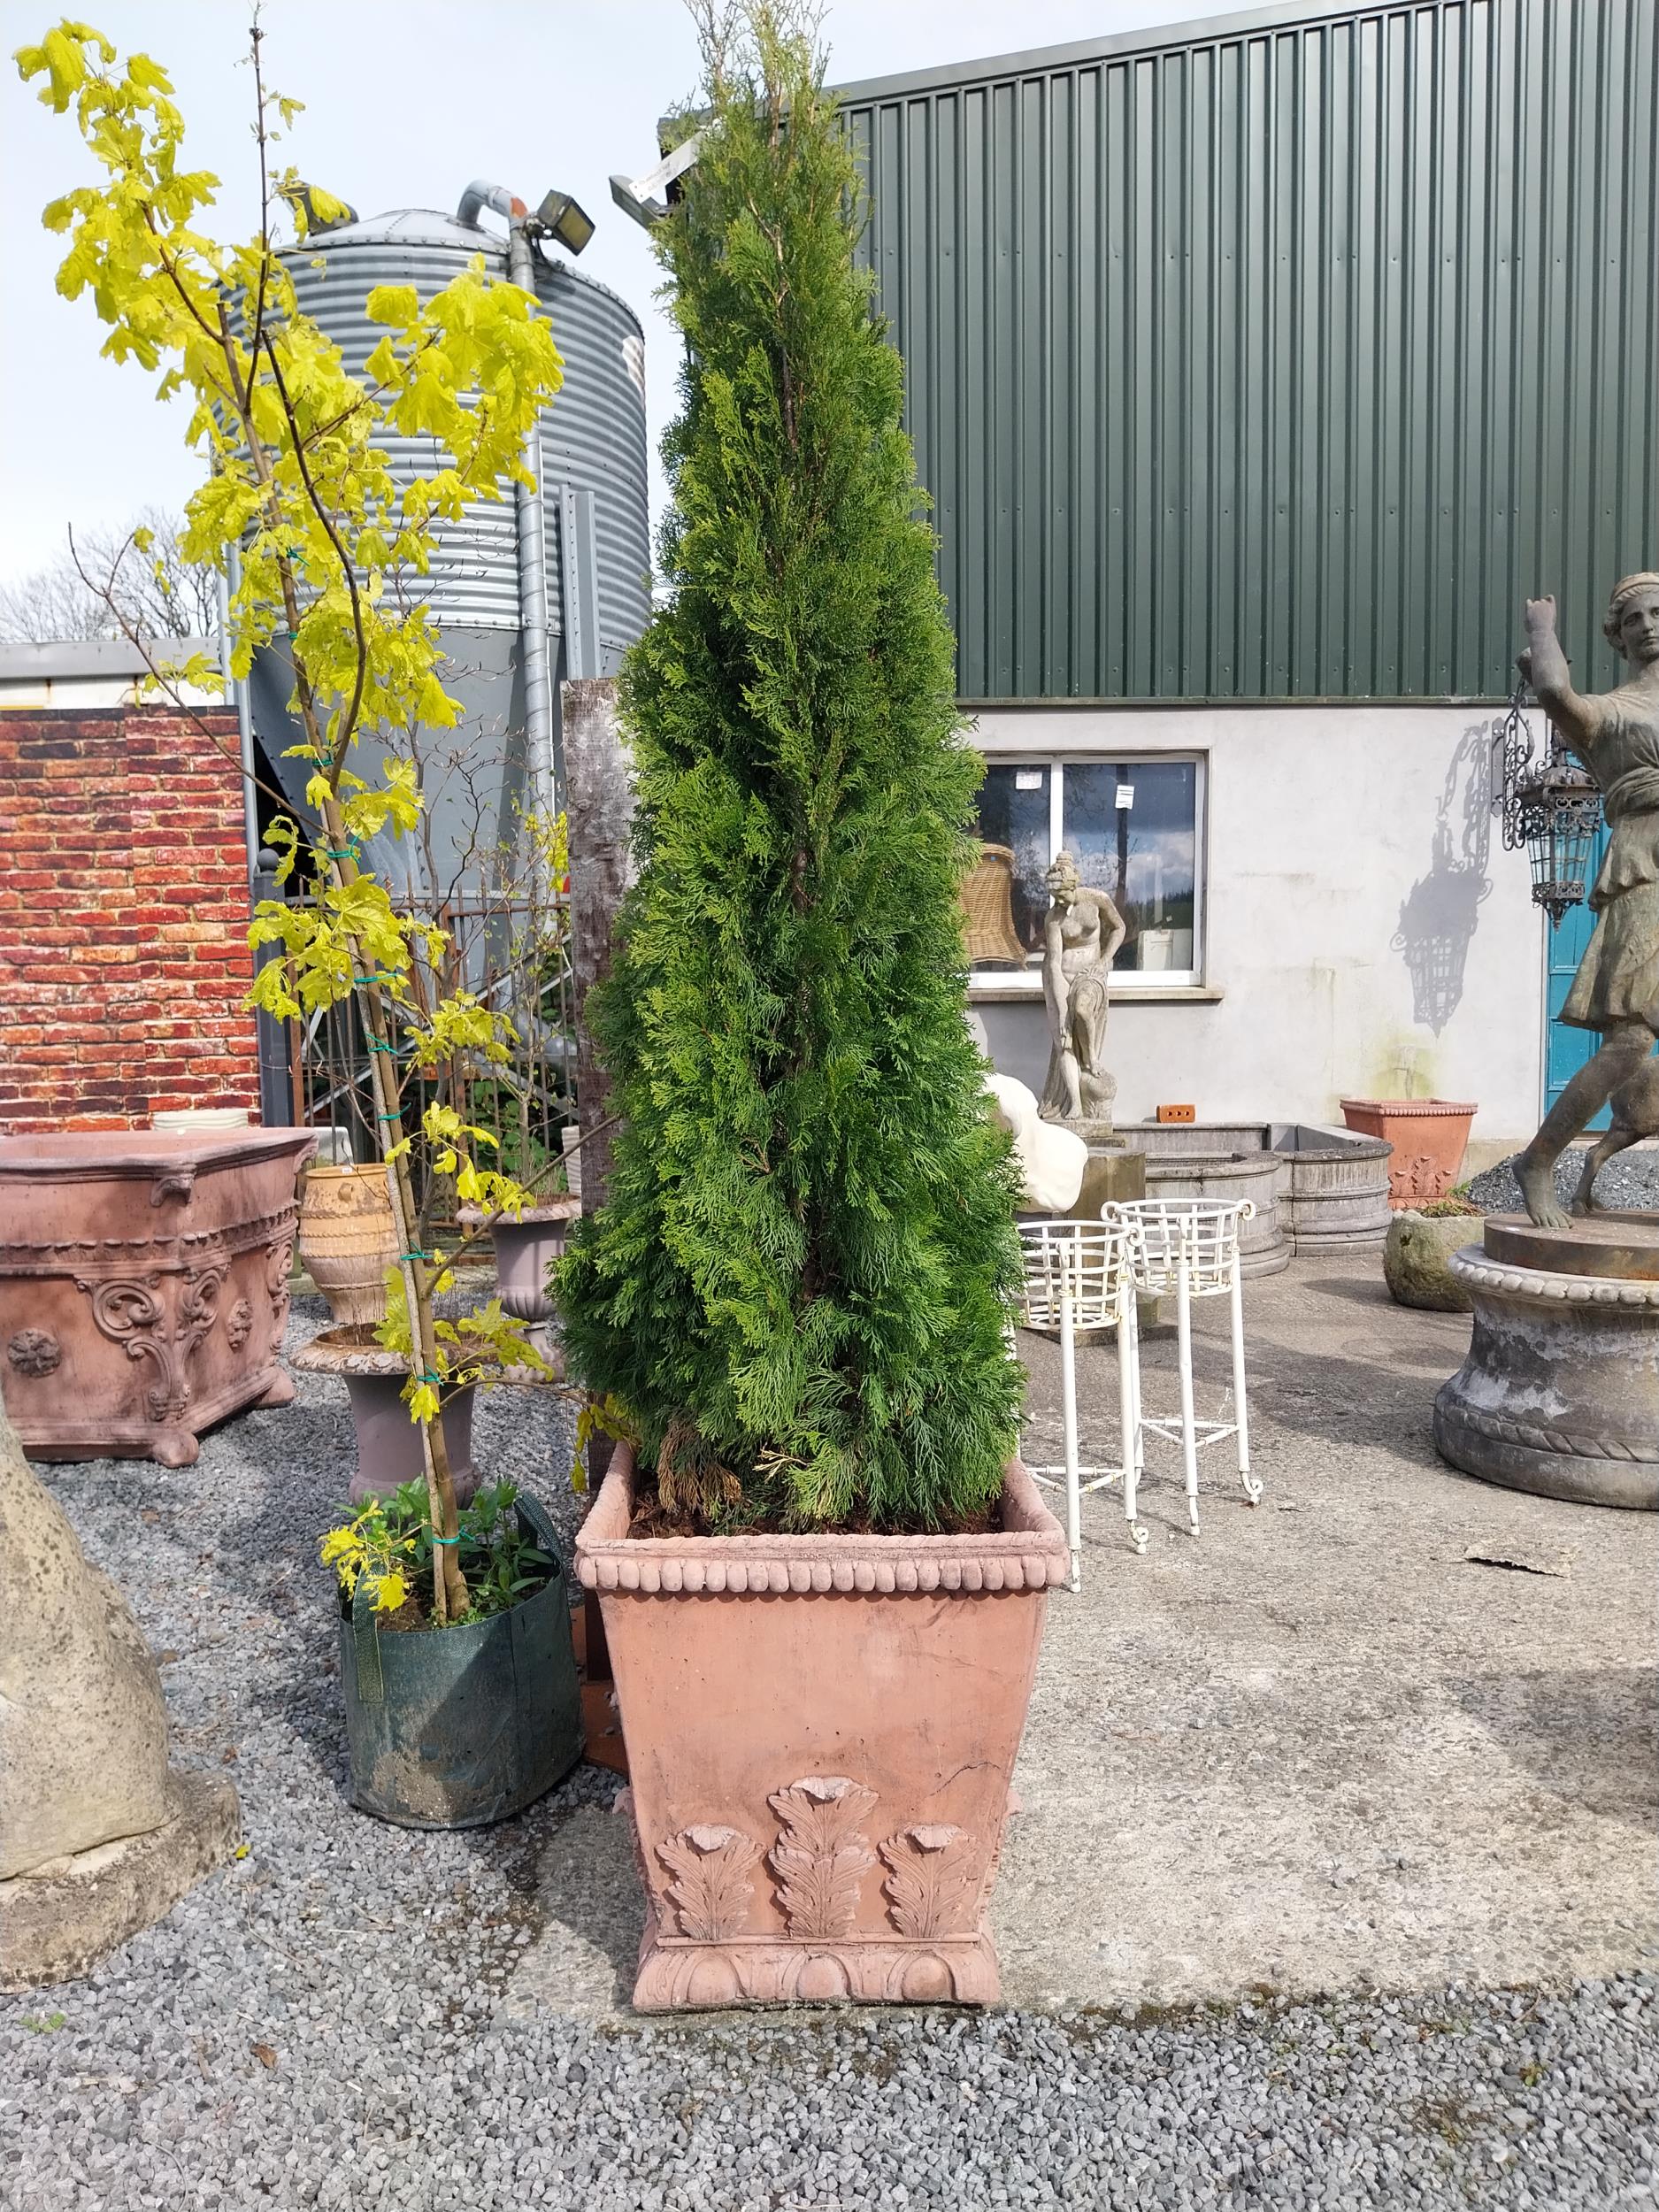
[0,707,262,1132]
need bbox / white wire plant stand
[1013,1217,1147,1584]
[1108,1197,1263,1535]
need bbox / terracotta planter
[296,1163,398,1326]
[1339,1098,1476,1209]
[0,1128,315,1467]
[576,1443,1067,2011]
[292,1325,480,1504]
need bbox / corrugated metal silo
[250,198,649,899]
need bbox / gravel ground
[4,1295,1655,2210]
[1466,1144,1659,1214]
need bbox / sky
[0,0,1235,591]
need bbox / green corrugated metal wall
[840,0,1659,702]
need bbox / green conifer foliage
[556,8,1025,1530]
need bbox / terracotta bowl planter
[296,1164,398,1327]
[292,1325,480,1505]
[575,1443,1067,2011]
[0,1128,315,1467]
[1339,1098,1477,1209]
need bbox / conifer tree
[557,4,1025,1530]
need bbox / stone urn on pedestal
[458,1193,581,1364]
[0,1397,240,1987]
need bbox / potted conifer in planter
[557,10,1065,2011]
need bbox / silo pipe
[456,180,557,842]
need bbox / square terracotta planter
[575,1442,1067,2010]
[1338,1097,1478,1208]
[0,1129,315,1467]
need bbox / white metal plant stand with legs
[1013,1217,1147,1583]
[1108,1198,1263,1535]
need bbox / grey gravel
[1466,1143,1659,1215]
[4,1294,1655,2210]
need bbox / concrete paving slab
[996,1254,1658,2010]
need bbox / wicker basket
[961,842,1030,964]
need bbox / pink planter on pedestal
[0,1128,315,1466]
[1338,1098,1478,1209]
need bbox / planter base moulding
[0,1129,316,1468]
[576,1443,1067,2013]
[0,1770,241,1993]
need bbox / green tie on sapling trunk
[19,20,569,1619]
[555,4,1026,1533]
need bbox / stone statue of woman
[1515,574,1659,1227]
[1039,852,1126,1126]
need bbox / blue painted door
[1545,821,1609,1125]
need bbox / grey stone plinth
[1433,1248,1659,1509]
[0,1770,240,1991]
[1076,1145,1147,1217]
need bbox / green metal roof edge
[831,0,1438,106]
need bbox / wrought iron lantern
[1496,685,1603,926]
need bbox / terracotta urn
[1339,1098,1476,1209]
[0,1128,315,1468]
[575,1443,1066,2010]
[296,1163,399,1326]
[292,1325,480,1505]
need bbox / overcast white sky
[1,0,1227,588]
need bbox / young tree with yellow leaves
[18,19,568,1620]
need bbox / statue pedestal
[1432,1213,1659,1509]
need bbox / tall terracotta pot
[296,1163,398,1326]
[575,1443,1066,2011]
[1339,1098,1477,1209]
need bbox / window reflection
[971,764,1050,961]
[968,757,1199,977]
[1063,761,1196,973]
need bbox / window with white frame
[965,755,1205,987]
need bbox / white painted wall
[969,703,1545,1144]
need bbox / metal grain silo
[248,188,649,901]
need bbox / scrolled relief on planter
[656,1824,762,1941]
[767,1776,879,1939]
[265,1237,294,1350]
[74,1263,228,1426]
[225,1299,254,1352]
[880,1823,979,1939]
[7,1328,61,1379]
